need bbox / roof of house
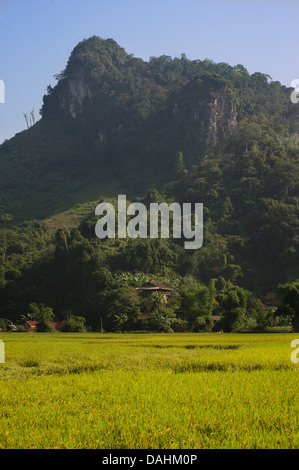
[26,321,39,327]
[136,281,173,292]
[212,315,221,322]
[138,313,154,319]
[51,321,65,328]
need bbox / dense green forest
[0,36,299,332]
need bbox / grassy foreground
[0,332,298,449]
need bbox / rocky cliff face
[42,36,127,120]
[204,89,238,148]
[169,80,238,158]
[59,66,94,119]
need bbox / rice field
[0,332,298,449]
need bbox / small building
[136,281,174,320]
[25,321,39,332]
[212,315,221,322]
[138,313,154,320]
[136,281,173,299]
[8,323,20,331]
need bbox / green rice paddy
[0,332,298,449]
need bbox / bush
[171,318,189,332]
[148,310,174,332]
[61,315,86,332]
[194,315,214,332]
[36,319,56,332]
[0,318,11,332]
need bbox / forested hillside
[0,36,298,331]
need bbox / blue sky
[0,0,298,143]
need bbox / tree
[23,112,30,129]
[23,109,35,128]
[106,287,141,331]
[246,295,270,330]
[0,318,11,331]
[145,291,175,332]
[148,308,175,333]
[276,280,299,331]
[30,109,36,126]
[35,304,55,332]
[61,314,86,332]
[221,264,243,284]
[25,302,41,320]
[216,286,250,331]
[37,304,55,322]
[173,151,186,176]
[36,318,56,332]
[179,277,217,331]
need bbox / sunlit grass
[0,332,298,448]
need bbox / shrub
[61,315,86,332]
[194,315,214,332]
[0,318,11,332]
[36,319,56,332]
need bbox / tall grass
[0,332,298,448]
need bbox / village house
[136,281,173,299]
[136,281,173,320]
